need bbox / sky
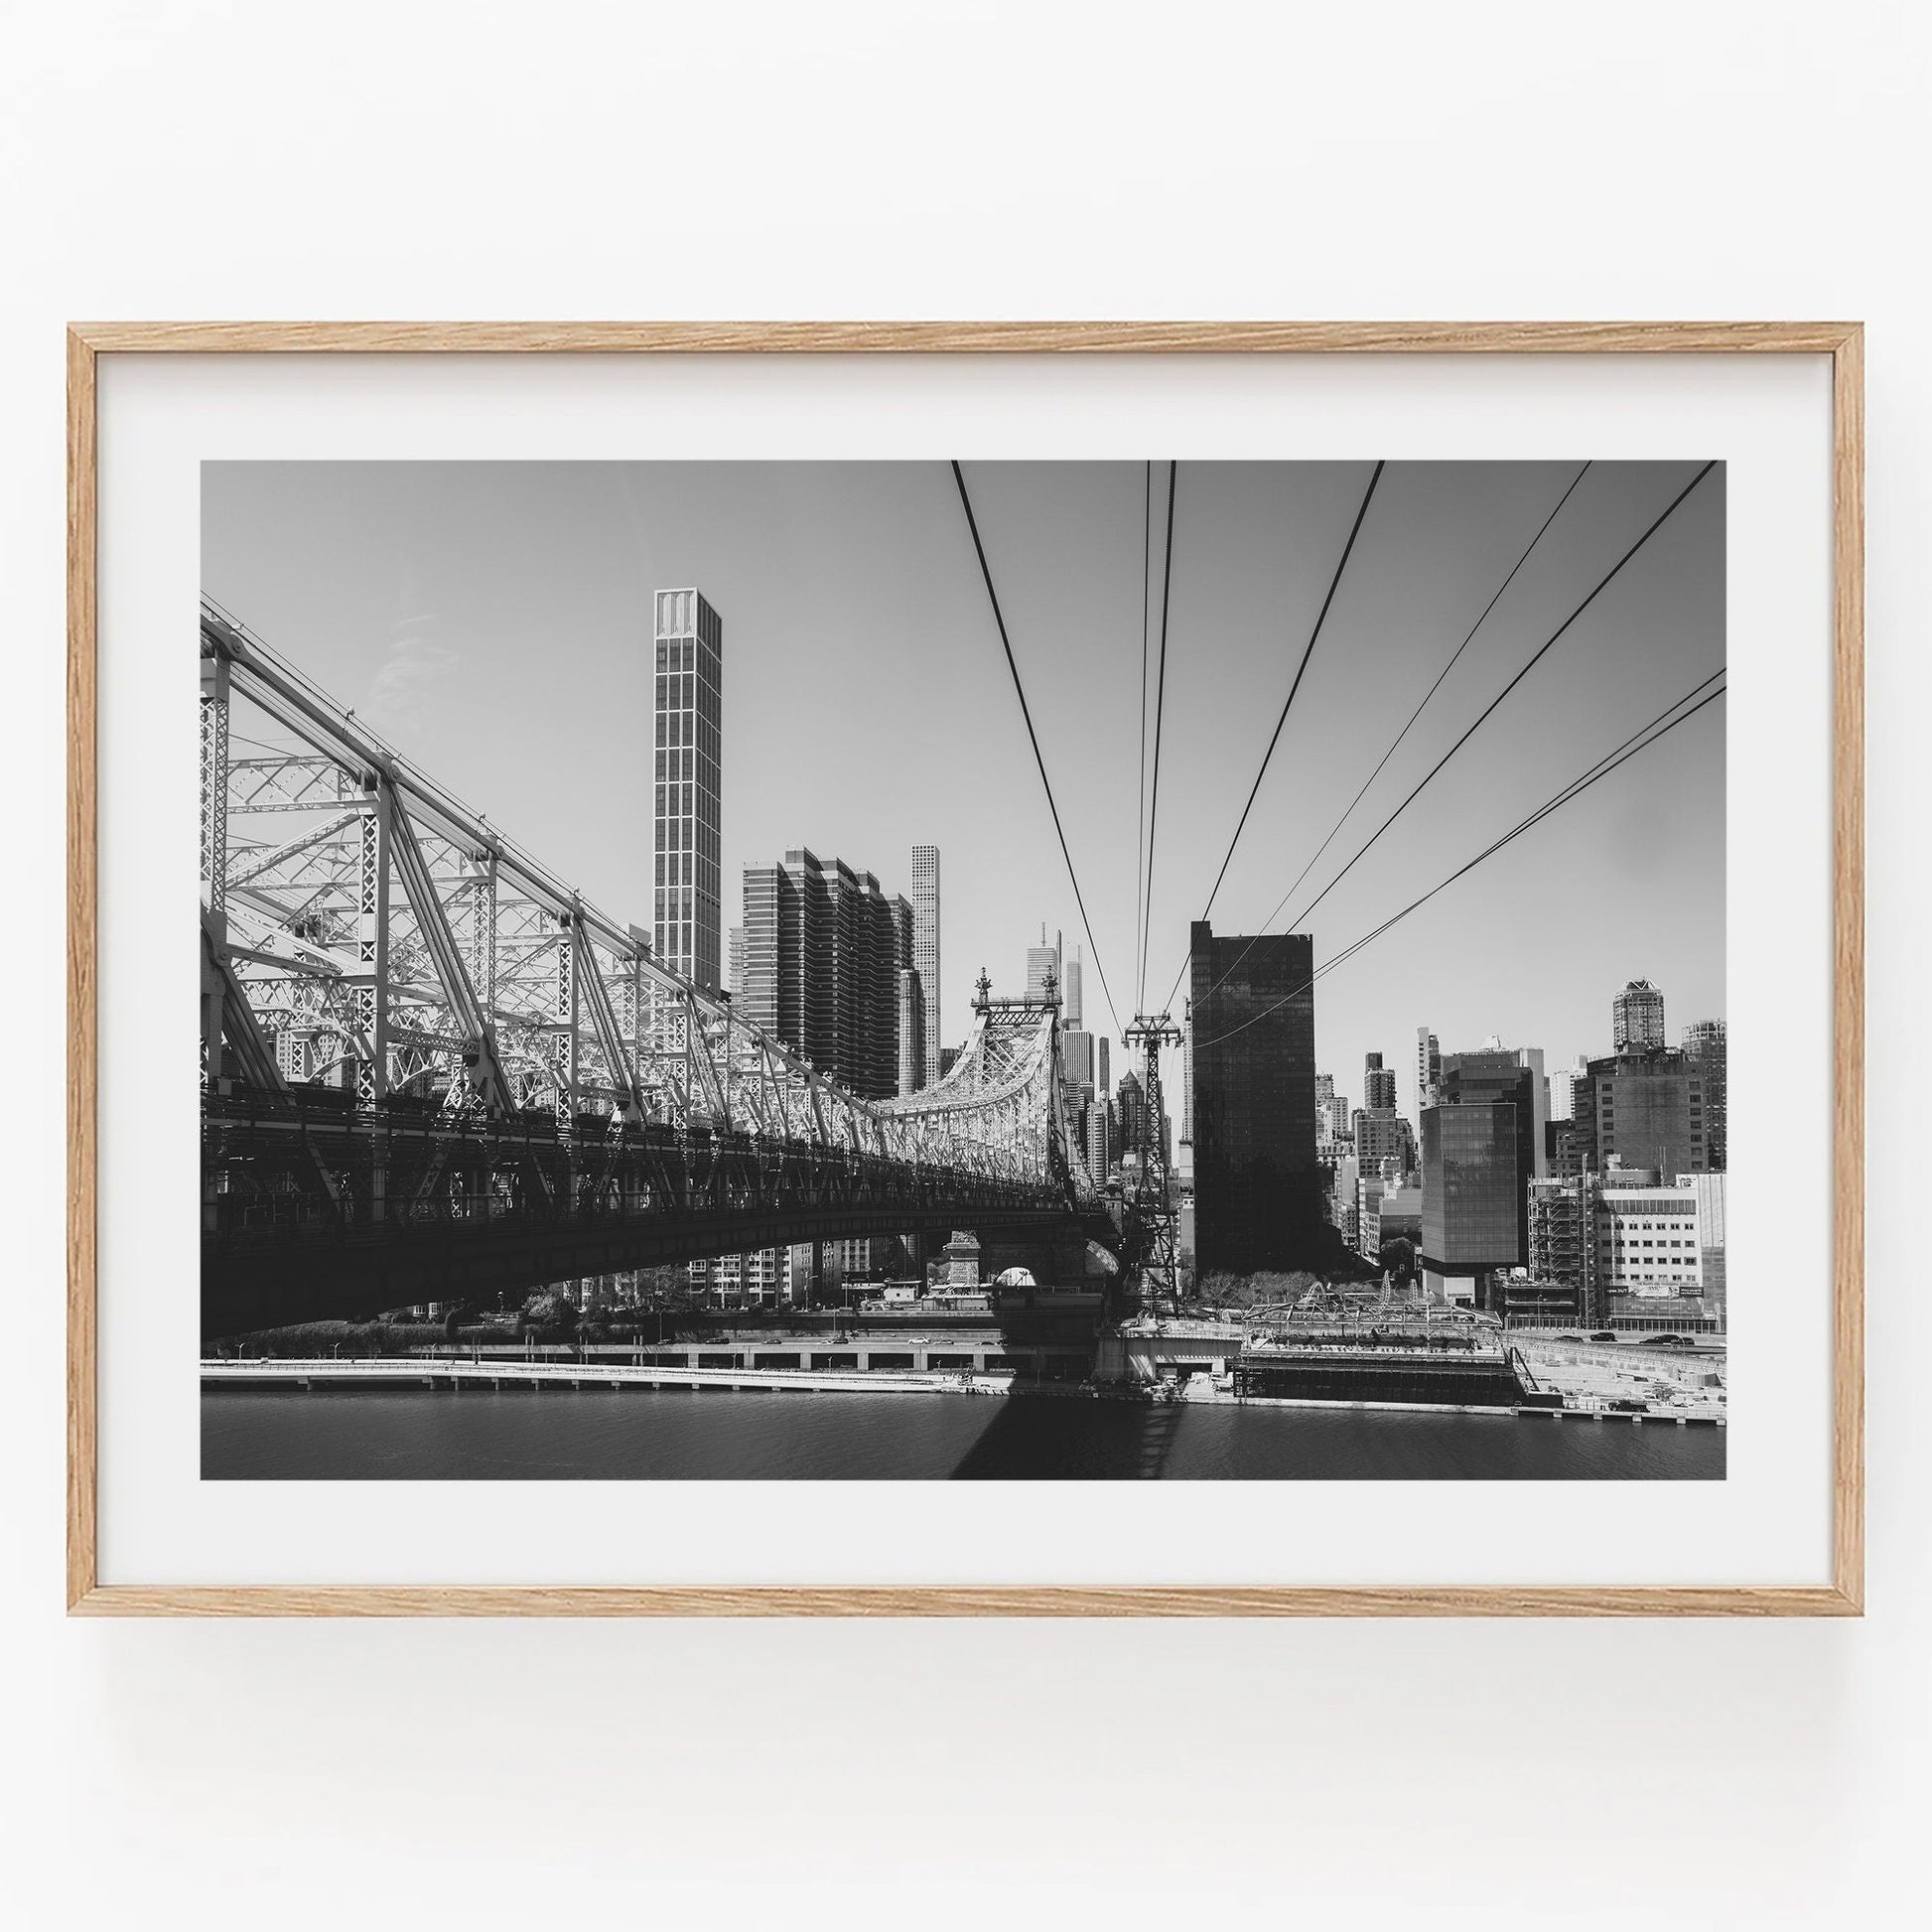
[203,458,1725,1121]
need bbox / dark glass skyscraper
[1421,1103,1525,1282]
[1187,922,1321,1275]
[1420,1051,1539,1309]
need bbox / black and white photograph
[21,0,1924,1920]
[198,456,1727,1481]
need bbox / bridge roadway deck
[203,1197,1083,1339]
[202,1087,1112,1337]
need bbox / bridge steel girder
[199,600,1116,1332]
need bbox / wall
[2,4,1926,1928]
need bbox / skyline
[202,458,1725,1091]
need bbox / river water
[203,1387,1725,1481]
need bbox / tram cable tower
[1123,1011,1183,1311]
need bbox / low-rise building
[1361,1178,1421,1255]
[1677,1170,1727,1311]
[1529,1166,1711,1323]
[1597,1173,1704,1295]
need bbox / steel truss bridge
[200,602,1106,1338]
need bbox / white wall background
[1,4,1924,1926]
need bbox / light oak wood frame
[67,321,1864,1616]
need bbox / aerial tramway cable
[1148,459,1387,1020]
[1137,461,1178,1016]
[1132,462,1153,1027]
[1187,667,1727,1051]
[1277,459,1717,940]
[1178,460,1589,1016]
[950,460,1124,1039]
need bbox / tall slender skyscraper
[651,589,722,991]
[910,843,941,1084]
[897,968,925,1097]
[1026,926,1062,1001]
[1064,944,1084,1028]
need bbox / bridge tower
[1123,1012,1183,1311]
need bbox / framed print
[67,322,1863,1614]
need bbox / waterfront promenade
[203,1357,1013,1398]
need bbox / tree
[517,1289,579,1334]
[1379,1237,1418,1285]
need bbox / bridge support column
[978,1227,1106,1292]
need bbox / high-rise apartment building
[651,588,723,992]
[1415,1027,1442,1118]
[1354,1110,1416,1178]
[1612,979,1667,1052]
[1681,1019,1727,1171]
[909,844,941,1087]
[739,848,913,1101]
[1587,1046,1709,1176]
[1327,1153,1360,1247]
[690,1246,801,1309]
[727,925,745,1001]
[1096,1036,1110,1104]
[1363,1051,1398,1113]
[1187,921,1322,1274]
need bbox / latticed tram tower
[1123,1012,1183,1310]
